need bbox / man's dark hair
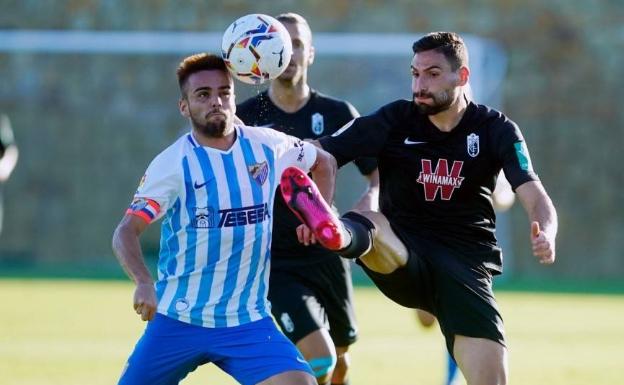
[176,53,229,95]
[412,32,468,71]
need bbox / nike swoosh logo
[404,138,427,145]
[194,181,208,189]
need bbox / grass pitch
[1,279,622,385]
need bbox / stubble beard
[413,90,454,115]
[191,112,227,138]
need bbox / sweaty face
[276,21,313,84]
[182,70,235,138]
[410,50,464,115]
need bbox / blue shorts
[118,314,313,385]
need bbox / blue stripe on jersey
[255,144,277,312]
[189,147,221,325]
[167,156,197,320]
[235,137,265,323]
[214,151,245,327]
[156,198,181,296]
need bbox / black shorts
[357,227,505,356]
[269,256,358,347]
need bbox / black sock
[338,211,375,259]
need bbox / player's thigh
[296,328,335,358]
[118,314,207,385]
[356,245,435,311]
[269,268,328,344]
[430,249,506,356]
[454,335,507,385]
[357,210,408,274]
[215,317,314,385]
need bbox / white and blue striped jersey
[127,125,317,328]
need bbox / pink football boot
[280,166,345,250]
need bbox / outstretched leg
[280,167,408,274]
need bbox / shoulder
[148,134,189,172]
[312,90,359,116]
[471,102,520,134]
[376,99,414,116]
[238,124,290,145]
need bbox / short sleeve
[126,153,181,224]
[319,103,396,167]
[495,120,540,190]
[275,138,318,177]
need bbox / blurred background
[1,0,623,286]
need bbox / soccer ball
[221,14,293,85]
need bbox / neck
[192,125,236,151]
[268,79,311,113]
[428,96,469,132]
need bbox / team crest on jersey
[192,206,216,228]
[174,298,189,312]
[248,161,268,186]
[467,133,480,157]
[311,113,324,135]
[416,159,465,201]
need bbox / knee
[308,355,337,385]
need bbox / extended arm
[112,215,157,321]
[516,181,558,264]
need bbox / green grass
[1,279,622,385]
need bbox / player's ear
[308,44,315,66]
[179,97,189,118]
[457,66,469,86]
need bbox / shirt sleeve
[275,137,318,177]
[126,152,181,224]
[495,119,540,190]
[319,103,394,168]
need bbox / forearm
[310,150,338,204]
[112,222,153,285]
[528,194,558,239]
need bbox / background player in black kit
[237,13,378,385]
[282,32,558,385]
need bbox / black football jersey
[319,99,539,272]
[237,90,377,265]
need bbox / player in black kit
[282,32,558,385]
[237,13,378,385]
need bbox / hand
[531,222,556,264]
[296,224,317,246]
[133,283,157,321]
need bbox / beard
[190,110,227,138]
[413,90,454,115]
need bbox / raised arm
[515,180,558,264]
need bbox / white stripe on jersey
[132,126,316,328]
